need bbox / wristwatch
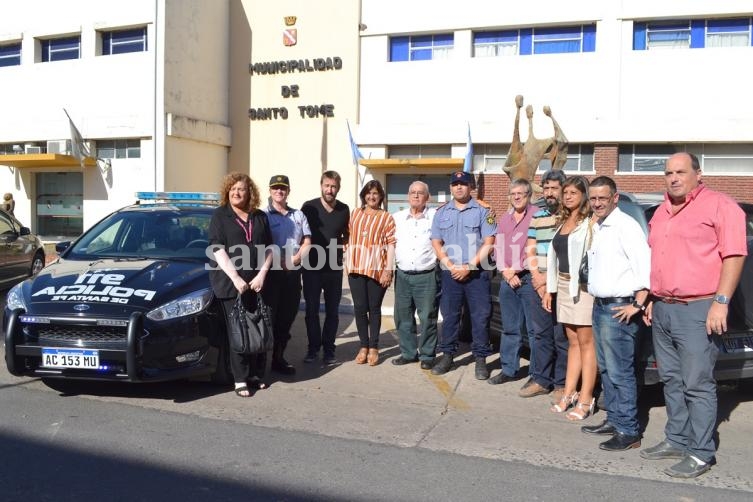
[632,300,646,312]
[713,294,730,305]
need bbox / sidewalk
[276,275,753,491]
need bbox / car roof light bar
[135,192,220,203]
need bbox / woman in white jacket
[543,176,597,420]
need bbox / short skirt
[556,272,594,326]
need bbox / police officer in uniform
[430,171,497,379]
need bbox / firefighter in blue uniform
[430,171,497,379]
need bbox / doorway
[35,172,84,239]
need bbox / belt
[594,296,634,306]
[652,294,714,305]
[398,267,435,275]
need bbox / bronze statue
[503,95,568,191]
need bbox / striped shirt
[346,207,396,281]
[527,208,557,273]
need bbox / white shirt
[393,206,437,272]
[587,207,651,298]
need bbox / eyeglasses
[588,196,613,203]
[409,190,427,196]
[509,192,529,198]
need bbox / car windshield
[65,208,212,261]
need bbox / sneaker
[663,455,711,479]
[518,381,550,398]
[303,351,318,363]
[323,354,338,366]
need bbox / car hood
[16,257,210,317]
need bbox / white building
[2,0,751,239]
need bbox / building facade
[1,0,751,240]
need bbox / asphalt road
[1,380,751,502]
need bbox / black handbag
[228,294,273,354]
[578,222,593,285]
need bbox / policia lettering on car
[31,273,157,304]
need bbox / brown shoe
[355,348,368,364]
[518,381,550,398]
[367,348,379,366]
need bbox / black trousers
[264,269,303,348]
[348,273,387,349]
[220,295,266,384]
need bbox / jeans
[394,268,439,361]
[302,269,343,357]
[438,269,493,357]
[592,300,640,436]
[652,299,719,463]
[529,292,567,389]
[498,273,537,378]
[348,273,387,349]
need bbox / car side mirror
[55,241,71,253]
[19,226,31,236]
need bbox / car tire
[30,251,45,277]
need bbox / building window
[97,139,141,159]
[536,144,594,172]
[706,18,752,47]
[389,34,453,62]
[618,144,753,174]
[473,25,595,57]
[471,144,509,173]
[40,35,80,62]
[0,42,21,67]
[473,31,519,57]
[634,18,753,50]
[102,27,148,55]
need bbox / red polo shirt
[648,184,747,298]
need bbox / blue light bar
[135,192,220,203]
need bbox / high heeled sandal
[367,348,379,366]
[550,391,579,413]
[566,398,595,421]
[355,348,368,364]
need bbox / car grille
[24,324,128,348]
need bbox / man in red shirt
[642,152,747,478]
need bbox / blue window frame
[102,27,147,55]
[390,33,453,62]
[0,42,21,67]
[41,36,80,62]
[473,24,595,57]
[634,18,753,50]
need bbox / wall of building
[235,0,362,209]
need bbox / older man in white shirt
[391,181,439,369]
[583,176,650,452]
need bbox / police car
[3,192,231,384]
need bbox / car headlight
[5,283,27,311]
[146,288,214,321]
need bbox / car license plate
[722,335,753,354]
[41,348,100,369]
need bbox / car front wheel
[30,251,45,276]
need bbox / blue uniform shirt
[431,197,497,265]
[263,203,311,258]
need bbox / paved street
[2,284,753,498]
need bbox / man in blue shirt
[264,175,311,374]
[430,171,496,379]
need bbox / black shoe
[431,354,454,375]
[581,420,616,436]
[663,455,711,479]
[420,359,434,370]
[599,432,641,451]
[487,372,516,385]
[391,356,418,366]
[271,357,296,375]
[303,351,318,363]
[474,357,489,380]
[640,440,686,460]
[323,354,338,366]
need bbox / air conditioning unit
[24,145,43,154]
[47,139,71,155]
